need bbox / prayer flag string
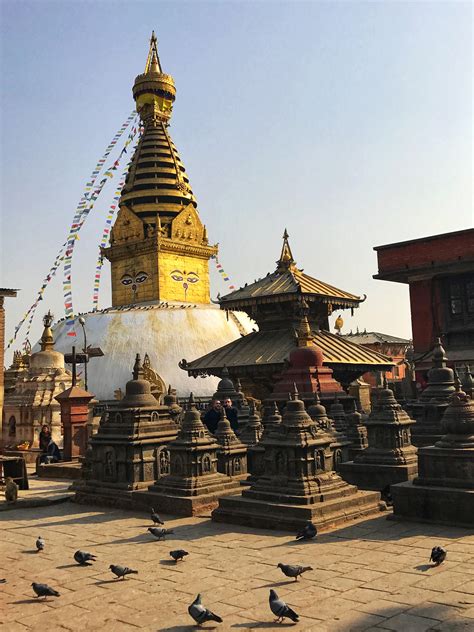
[211,255,236,293]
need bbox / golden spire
[144,31,162,74]
[276,229,296,271]
[40,311,55,351]
[297,314,313,347]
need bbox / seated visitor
[203,399,222,434]
[39,438,62,464]
[39,425,51,453]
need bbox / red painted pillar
[55,386,94,461]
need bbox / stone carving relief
[104,449,117,481]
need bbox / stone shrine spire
[104,32,217,307]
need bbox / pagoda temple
[182,231,393,398]
[48,33,252,399]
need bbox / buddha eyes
[135,272,148,284]
[171,273,184,282]
[187,275,198,283]
[171,270,199,284]
[121,275,133,286]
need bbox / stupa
[48,32,252,399]
[339,381,418,492]
[392,384,474,527]
[3,313,72,449]
[407,339,455,447]
[212,388,381,531]
[73,354,179,508]
[138,394,242,515]
[214,407,248,480]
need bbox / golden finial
[334,314,344,335]
[276,228,296,271]
[144,30,162,74]
[40,311,55,351]
[297,314,313,347]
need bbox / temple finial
[40,311,55,351]
[297,314,312,347]
[277,228,296,271]
[132,353,142,380]
[145,30,162,74]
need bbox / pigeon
[74,550,97,565]
[32,582,60,600]
[188,593,223,625]
[295,521,317,540]
[430,546,447,566]
[109,564,138,580]
[148,527,174,540]
[170,549,189,562]
[277,563,313,581]
[36,537,45,552]
[150,508,164,525]
[269,589,299,623]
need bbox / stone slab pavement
[1,501,474,631]
[0,475,73,511]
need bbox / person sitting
[39,425,51,453]
[203,399,222,435]
[39,439,61,464]
[223,398,239,433]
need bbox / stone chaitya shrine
[392,379,474,527]
[339,380,418,492]
[74,354,178,508]
[212,387,381,531]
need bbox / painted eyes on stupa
[170,270,199,284]
[120,272,148,286]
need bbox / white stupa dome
[42,302,254,400]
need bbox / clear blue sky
[1,0,472,360]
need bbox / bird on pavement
[170,550,189,562]
[269,589,299,623]
[188,594,223,625]
[32,582,60,600]
[277,563,313,581]
[74,550,97,566]
[150,508,164,525]
[430,546,447,566]
[36,537,45,552]
[295,521,317,540]
[109,564,138,580]
[148,527,174,540]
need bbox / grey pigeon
[269,589,299,623]
[74,550,97,565]
[109,564,138,580]
[32,582,60,599]
[277,563,313,581]
[170,549,189,562]
[151,508,164,525]
[295,521,317,540]
[188,593,223,625]
[36,537,45,552]
[148,527,174,540]
[430,546,447,566]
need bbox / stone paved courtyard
[2,502,474,631]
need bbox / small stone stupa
[74,354,178,508]
[392,382,474,527]
[345,401,369,460]
[307,391,350,471]
[408,339,455,447]
[140,394,242,515]
[339,380,418,492]
[212,388,381,531]
[215,407,248,480]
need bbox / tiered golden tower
[104,32,217,306]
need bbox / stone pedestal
[349,379,372,414]
[73,354,179,508]
[137,394,242,515]
[212,390,381,532]
[339,384,418,492]
[56,386,94,461]
[392,390,474,527]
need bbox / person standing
[203,399,222,435]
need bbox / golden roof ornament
[40,311,55,351]
[334,315,344,334]
[276,229,296,272]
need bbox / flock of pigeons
[4,510,448,627]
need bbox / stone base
[37,460,83,480]
[132,483,242,516]
[2,448,41,464]
[411,432,443,448]
[211,488,381,532]
[391,480,474,528]
[338,461,418,492]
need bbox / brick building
[374,228,474,382]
